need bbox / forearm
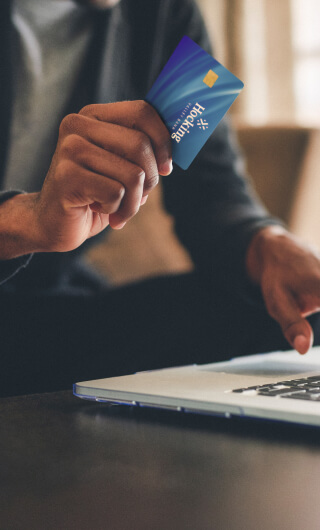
[0,192,42,259]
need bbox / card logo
[171,102,206,143]
[197,119,209,130]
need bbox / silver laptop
[74,346,320,427]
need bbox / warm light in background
[292,0,320,124]
[197,0,320,126]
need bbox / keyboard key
[232,385,262,393]
[232,374,320,397]
[284,378,308,384]
[282,393,320,401]
[277,381,301,386]
[258,388,304,397]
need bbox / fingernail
[113,221,126,230]
[159,159,173,176]
[293,335,310,355]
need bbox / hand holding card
[146,36,244,170]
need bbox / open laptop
[74,346,320,427]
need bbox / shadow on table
[76,397,320,447]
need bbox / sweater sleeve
[0,191,33,286]
[160,0,284,299]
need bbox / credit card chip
[203,69,219,88]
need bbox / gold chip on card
[203,69,219,88]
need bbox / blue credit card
[146,36,244,170]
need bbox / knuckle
[128,165,145,186]
[117,200,140,222]
[109,184,125,204]
[125,203,140,220]
[283,320,298,335]
[78,104,96,117]
[135,131,152,155]
[55,159,76,181]
[134,100,155,121]
[59,113,81,135]
[61,134,83,158]
[144,172,159,191]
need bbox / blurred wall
[196,0,320,251]
[196,0,320,126]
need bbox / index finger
[79,101,172,176]
[264,286,314,354]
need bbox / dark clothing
[0,0,278,289]
[1,0,316,397]
[0,272,292,398]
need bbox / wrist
[245,225,288,285]
[0,192,45,259]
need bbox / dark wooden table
[1,391,320,530]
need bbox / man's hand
[0,101,172,259]
[246,226,320,354]
[36,101,172,251]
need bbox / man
[0,0,319,397]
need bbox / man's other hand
[246,226,320,354]
[33,101,172,252]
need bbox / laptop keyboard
[232,375,320,401]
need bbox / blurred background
[87,0,320,285]
[197,0,320,125]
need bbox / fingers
[59,135,151,225]
[292,333,313,356]
[56,101,172,230]
[78,101,172,176]
[263,286,314,354]
[55,160,125,215]
[60,117,160,197]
